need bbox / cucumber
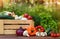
[0,15,14,19]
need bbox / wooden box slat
[4,25,29,30]
[4,30,16,34]
[0,20,4,34]
[4,20,32,24]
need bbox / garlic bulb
[36,32,41,36]
[23,30,29,37]
[40,32,47,37]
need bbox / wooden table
[0,35,60,39]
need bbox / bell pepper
[36,26,44,32]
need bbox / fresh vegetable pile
[16,26,47,37]
[16,26,60,37]
[0,3,58,37]
[3,4,58,33]
[0,11,59,37]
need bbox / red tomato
[28,16,32,20]
[24,13,29,18]
[57,33,60,37]
[51,33,54,37]
[53,34,57,37]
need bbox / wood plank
[0,20,4,34]
[4,20,32,24]
[4,30,16,34]
[4,25,30,30]
[28,20,34,26]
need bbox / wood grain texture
[0,20,34,34]
[0,35,60,39]
[4,20,32,24]
[4,30,16,34]
[4,25,29,29]
[0,20,4,34]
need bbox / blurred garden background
[0,0,60,33]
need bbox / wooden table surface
[0,35,60,39]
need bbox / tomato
[57,33,60,37]
[53,34,57,37]
[24,13,29,18]
[51,33,54,37]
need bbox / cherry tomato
[53,34,57,37]
[57,33,60,37]
[51,33,54,37]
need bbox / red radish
[24,13,29,18]
[28,16,32,20]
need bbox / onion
[16,27,24,36]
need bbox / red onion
[16,27,24,36]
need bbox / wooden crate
[0,20,4,34]
[4,30,16,34]
[0,20,34,34]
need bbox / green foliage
[1,3,58,33]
